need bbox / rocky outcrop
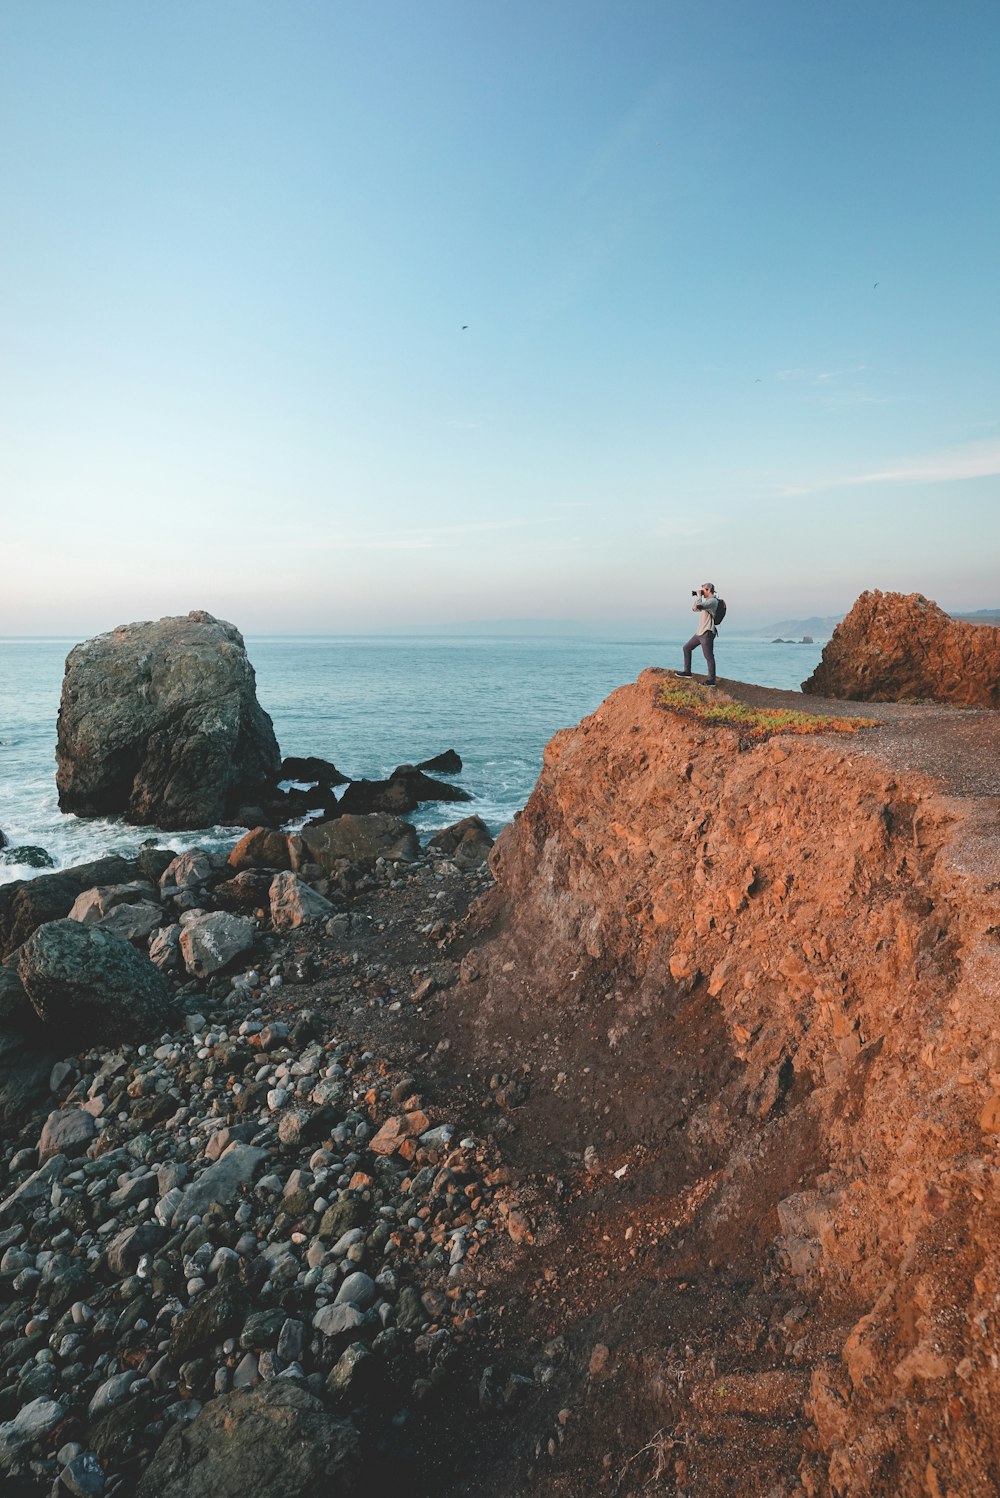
[0,846,54,869]
[280,755,349,785]
[55,611,281,829]
[417,749,463,774]
[337,765,472,817]
[469,668,1000,1496]
[802,588,1000,705]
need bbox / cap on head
[703,583,715,593]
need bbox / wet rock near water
[280,756,349,787]
[0,847,54,870]
[337,767,472,819]
[55,612,281,830]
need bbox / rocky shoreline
[0,819,549,1497]
[4,597,1000,1496]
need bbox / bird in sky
[461,324,468,330]
[873,282,879,289]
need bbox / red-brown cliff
[802,588,1000,706]
[457,669,1000,1496]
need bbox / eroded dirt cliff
[443,668,1000,1496]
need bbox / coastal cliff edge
[443,667,1000,1495]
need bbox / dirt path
[717,676,1000,803]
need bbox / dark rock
[281,756,349,785]
[0,855,138,961]
[427,815,494,869]
[168,1280,249,1363]
[212,870,274,916]
[318,1197,368,1242]
[416,749,463,774]
[338,766,471,818]
[133,846,177,885]
[0,1029,58,1127]
[135,1380,360,1498]
[55,611,281,829]
[37,1252,90,1312]
[17,920,170,1044]
[300,815,419,873]
[89,1392,152,1467]
[326,1342,373,1401]
[239,1308,286,1351]
[0,965,34,1029]
[0,845,54,869]
[94,901,163,946]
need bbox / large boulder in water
[17,919,170,1044]
[337,764,472,817]
[135,1379,360,1498]
[802,590,1000,706]
[55,611,281,830]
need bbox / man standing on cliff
[676,583,719,686]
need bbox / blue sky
[2,1,998,633]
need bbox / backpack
[714,597,727,627]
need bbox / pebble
[60,1451,106,1497]
[0,879,505,1498]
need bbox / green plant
[659,676,873,746]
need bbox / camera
[691,589,700,597]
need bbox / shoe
[704,680,717,688]
[673,671,694,678]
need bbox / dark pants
[682,630,716,682]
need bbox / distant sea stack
[802,589,1000,707]
[56,612,281,829]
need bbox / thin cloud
[777,364,868,386]
[776,438,1000,498]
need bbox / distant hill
[953,609,1000,626]
[751,614,844,638]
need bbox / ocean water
[0,633,825,885]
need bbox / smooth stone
[88,1370,137,1420]
[61,1451,106,1497]
[333,1271,376,1310]
[312,1304,364,1339]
